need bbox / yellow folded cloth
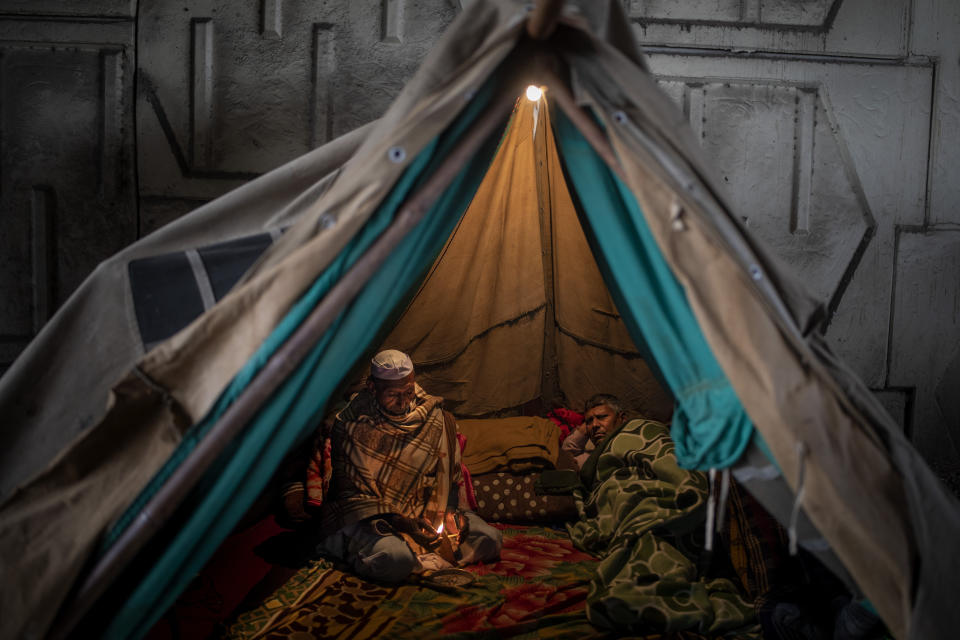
[457,416,559,475]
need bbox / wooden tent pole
[49,80,520,640]
[526,0,564,40]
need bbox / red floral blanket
[219,525,745,640]
[150,521,748,640]
[223,525,600,639]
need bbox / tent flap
[101,76,506,640]
[552,106,754,470]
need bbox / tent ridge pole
[48,79,519,640]
[527,0,564,40]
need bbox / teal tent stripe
[104,83,503,639]
[99,140,437,555]
[551,108,754,471]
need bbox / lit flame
[525,85,542,102]
[436,522,444,534]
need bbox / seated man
[318,349,502,582]
[561,393,627,468]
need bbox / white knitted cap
[370,349,414,380]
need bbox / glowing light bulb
[525,85,542,102]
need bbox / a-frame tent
[1,1,958,638]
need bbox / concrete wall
[0,0,957,473]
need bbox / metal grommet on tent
[612,110,628,124]
[749,264,763,281]
[670,201,687,231]
[388,146,407,163]
[318,213,337,230]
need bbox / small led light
[525,85,542,101]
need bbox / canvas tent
[1,1,958,638]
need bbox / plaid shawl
[319,384,457,534]
[305,436,333,511]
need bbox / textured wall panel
[697,81,871,309]
[262,0,284,39]
[632,0,908,57]
[626,0,839,27]
[759,0,838,26]
[381,0,406,43]
[139,197,212,237]
[0,341,23,378]
[0,0,134,17]
[0,26,136,371]
[911,0,960,227]
[871,389,910,434]
[311,23,337,148]
[625,0,743,23]
[648,54,931,392]
[888,229,960,467]
[136,0,457,202]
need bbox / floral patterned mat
[221,524,609,639]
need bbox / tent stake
[526,0,564,40]
[48,79,520,640]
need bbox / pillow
[470,449,579,523]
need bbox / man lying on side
[563,393,757,634]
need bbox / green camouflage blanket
[567,419,756,636]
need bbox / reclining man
[561,393,627,468]
[317,349,502,582]
[562,393,758,633]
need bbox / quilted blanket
[567,419,757,636]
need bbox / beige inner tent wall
[382,95,672,420]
